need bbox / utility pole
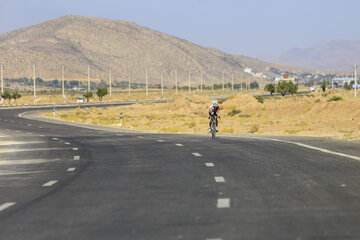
[109,68,112,97]
[222,71,224,91]
[128,73,131,97]
[0,63,3,94]
[161,70,164,97]
[87,65,90,92]
[355,64,357,98]
[146,69,148,97]
[188,71,191,93]
[231,73,234,91]
[61,65,65,102]
[201,71,203,92]
[175,70,178,95]
[33,64,36,102]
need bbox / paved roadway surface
[0,106,360,240]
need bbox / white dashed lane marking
[157,140,165,142]
[205,163,215,167]
[217,198,230,208]
[175,143,183,146]
[42,180,58,187]
[65,142,70,145]
[192,153,202,157]
[214,176,226,183]
[74,156,80,160]
[137,136,144,139]
[67,168,76,172]
[73,148,78,151]
[206,238,223,240]
[52,138,59,140]
[0,202,16,211]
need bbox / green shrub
[327,96,343,102]
[228,109,241,116]
[239,114,251,118]
[314,99,321,103]
[254,95,264,103]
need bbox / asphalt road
[0,106,360,240]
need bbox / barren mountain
[279,40,360,71]
[0,15,286,86]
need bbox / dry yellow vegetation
[45,89,360,141]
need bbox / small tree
[264,83,275,95]
[320,81,327,93]
[83,91,93,103]
[288,81,298,95]
[276,81,288,96]
[250,81,259,89]
[1,90,12,102]
[12,91,21,101]
[96,87,108,101]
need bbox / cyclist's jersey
[209,105,220,115]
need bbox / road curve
[0,106,360,240]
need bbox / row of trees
[1,90,22,102]
[264,81,298,96]
[83,87,108,102]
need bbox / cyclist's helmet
[213,101,219,107]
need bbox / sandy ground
[43,89,360,142]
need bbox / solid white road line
[0,202,16,211]
[215,176,225,183]
[116,134,124,136]
[52,138,59,140]
[205,162,215,167]
[0,170,46,176]
[73,148,78,151]
[0,159,61,165]
[240,136,360,162]
[67,167,76,172]
[217,198,230,208]
[175,143,183,146]
[192,153,202,157]
[74,156,80,160]
[42,180,58,187]
[0,147,72,153]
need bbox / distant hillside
[0,15,292,86]
[278,40,360,71]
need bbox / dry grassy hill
[0,15,289,86]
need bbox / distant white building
[331,77,359,88]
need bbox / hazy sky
[0,0,359,59]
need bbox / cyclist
[208,100,220,132]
